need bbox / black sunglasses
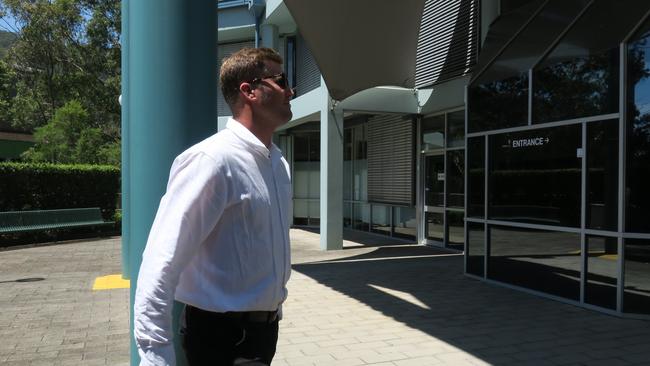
[250,72,289,89]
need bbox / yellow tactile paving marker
[92,274,130,290]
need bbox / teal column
[120,0,130,280]
[127,1,218,365]
[320,79,344,250]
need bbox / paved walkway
[1,229,649,365]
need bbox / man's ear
[239,82,256,101]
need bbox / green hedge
[0,162,120,220]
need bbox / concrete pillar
[320,79,344,250]
[126,1,218,364]
[120,0,130,280]
[260,23,279,51]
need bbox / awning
[284,0,426,102]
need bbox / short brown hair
[220,47,283,108]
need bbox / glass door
[423,153,445,244]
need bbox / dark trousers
[182,305,279,366]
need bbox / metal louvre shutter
[296,33,321,97]
[415,0,479,88]
[217,40,255,116]
[367,115,415,206]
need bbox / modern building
[213,0,650,318]
[123,0,650,363]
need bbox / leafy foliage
[0,0,120,164]
[0,161,120,214]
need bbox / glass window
[343,202,353,228]
[424,154,445,207]
[488,226,581,301]
[624,239,650,315]
[533,1,649,123]
[353,203,370,231]
[293,200,308,226]
[585,235,618,310]
[467,137,484,218]
[489,125,581,227]
[626,19,650,233]
[466,222,485,277]
[371,205,391,236]
[468,0,589,132]
[344,129,353,201]
[446,210,464,251]
[308,201,320,226]
[446,150,464,208]
[586,120,618,231]
[393,206,416,240]
[422,115,445,150]
[294,134,309,162]
[468,75,529,133]
[447,110,465,148]
[426,212,444,242]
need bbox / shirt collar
[226,118,282,161]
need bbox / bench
[0,208,114,234]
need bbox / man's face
[252,61,294,128]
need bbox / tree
[22,99,118,164]
[0,0,120,164]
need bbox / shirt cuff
[138,344,176,366]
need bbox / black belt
[188,305,278,324]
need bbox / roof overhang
[284,0,426,102]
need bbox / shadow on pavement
[292,244,650,365]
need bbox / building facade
[215,0,649,317]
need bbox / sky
[0,12,22,33]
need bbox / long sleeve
[133,152,230,366]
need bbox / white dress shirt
[133,118,292,366]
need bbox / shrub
[0,162,120,220]
[0,162,121,245]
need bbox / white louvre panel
[217,40,255,117]
[295,33,321,97]
[415,0,479,88]
[367,114,415,206]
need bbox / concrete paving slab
[0,229,649,365]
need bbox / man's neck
[233,113,273,148]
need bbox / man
[134,47,294,366]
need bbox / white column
[260,23,279,50]
[320,80,343,250]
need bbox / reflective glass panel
[533,1,649,123]
[466,222,485,277]
[446,210,464,251]
[343,202,353,228]
[393,206,416,240]
[424,154,445,207]
[467,137,485,218]
[586,120,618,231]
[353,203,370,231]
[422,115,445,150]
[626,19,650,233]
[371,205,391,236]
[488,226,581,301]
[426,212,444,242]
[446,150,464,208]
[468,74,529,133]
[585,235,618,310]
[489,125,581,227]
[624,239,650,315]
[469,0,589,133]
[447,110,465,148]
